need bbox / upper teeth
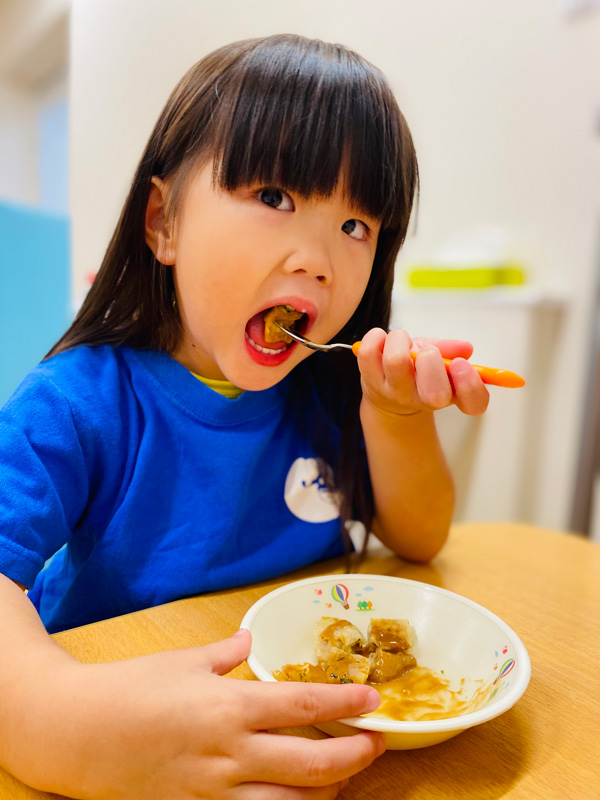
[245,332,291,356]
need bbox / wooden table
[2,522,599,799]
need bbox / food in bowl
[274,616,416,685]
[274,616,489,722]
[241,574,532,749]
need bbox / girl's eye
[257,187,294,211]
[341,219,369,241]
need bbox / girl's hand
[357,327,489,418]
[21,629,384,800]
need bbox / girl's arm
[360,402,454,562]
[357,328,489,562]
[0,573,384,799]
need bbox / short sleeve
[0,372,90,588]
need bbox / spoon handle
[350,341,525,388]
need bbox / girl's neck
[171,338,227,382]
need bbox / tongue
[246,312,287,350]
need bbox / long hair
[49,34,419,553]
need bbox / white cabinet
[391,288,567,524]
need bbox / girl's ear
[145,177,176,265]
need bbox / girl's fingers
[412,347,452,409]
[379,329,416,389]
[244,682,381,730]
[354,327,388,387]
[357,329,487,415]
[236,778,348,800]
[449,358,490,416]
[242,730,384,787]
[412,337,474,361]
[194,628,252,675]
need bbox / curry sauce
[274,617,486,722]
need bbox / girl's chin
[225,342,304,391]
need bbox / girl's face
[147,162,380,390]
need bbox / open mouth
[245,305,309,357]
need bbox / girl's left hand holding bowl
[356,328,490,418]
[15,629,383,800]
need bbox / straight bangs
[47,33,418,559]
[208,36,410,233]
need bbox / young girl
[0,34,488,799]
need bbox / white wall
[0,0,69,88]
[0,0,70,209]
[0,81,39,205]
[69,0,600,531]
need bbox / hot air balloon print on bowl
[331,583,350,610]
[241,574,531,750]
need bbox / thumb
[197,628,252,676]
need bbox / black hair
[48,33,419,556]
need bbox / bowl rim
[241,574,532,733]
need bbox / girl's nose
[283,242,333,286]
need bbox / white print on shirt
[284,457,341,523]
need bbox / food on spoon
[263,305,304,344]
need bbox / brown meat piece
[367,619,413,653]
[368,648,417,683]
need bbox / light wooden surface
[1,522,599,799]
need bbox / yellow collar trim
[191,372,244,399]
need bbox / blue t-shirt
[0,346,346,632]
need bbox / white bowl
[240,574,531,749]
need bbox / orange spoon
[352,341,524,388]
[276,324,525,389]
